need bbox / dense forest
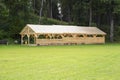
[0,0,120,43]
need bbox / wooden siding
[36,37,105,45]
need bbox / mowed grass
[0,44,120,80]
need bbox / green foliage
[0,44,120,80]
[72,1,89,25]
[0,1,9,30]
[0,30,7,39]
[40,17,68,25]
[0,2,9,18]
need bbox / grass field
[0,44,120,80]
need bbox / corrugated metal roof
[21,24,106,35]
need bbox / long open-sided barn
[20,24,106,45]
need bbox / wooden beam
[34,34,38,38]
[61,34,64,38]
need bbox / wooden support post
[93,34,96,38]
[34,34,38,44]
[21,35,24,45]
[83,34,87,44]
[34,37,35,44]
[102,35,104,37]
[50,34,53,39]
[83,34,87,38]
[45,34,48,39]
[52,34,55,39]
[27,34,30,45]
[72,34,76,38]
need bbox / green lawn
[0,44,120,80]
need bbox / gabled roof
[20,24,106,35]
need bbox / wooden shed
[20,24,106,45]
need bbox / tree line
[0,0,120,43]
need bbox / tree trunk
[68,6,71,23]
[33,0,35,13]
[48,0,53,18]
[96,14,101,27]
[30,0,35,13]
[109,0,114,42]
[110,14,114,42]
[39,0,44,24]
[50,0,53,18]
[89,0,92,26]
